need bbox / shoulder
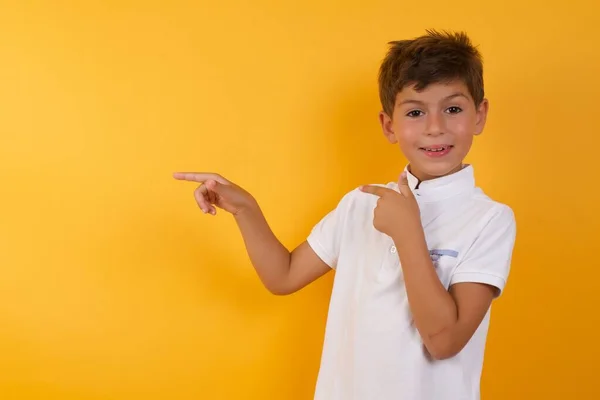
[460,189,517,257]
[336,181,398,210]
[316,181,398,227]
[471,188,516,228]
[449,190,517,293]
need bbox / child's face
[379,80,488,182]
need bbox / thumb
[205,179,225,193]
[206,179,238,197]
[398,171,412,197]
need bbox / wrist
[392,225,426,251]
[234,197,261,219]
[394,234,432,271]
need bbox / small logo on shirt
[429,249,459,260]
[429,249,458,267]
[389,247,458,262]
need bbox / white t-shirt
[306,164,516,400]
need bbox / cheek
[447,116,475,138]
[395,121,421,146]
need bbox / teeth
[425,147,446,152]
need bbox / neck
[408,164,465,183]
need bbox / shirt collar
[402,164,475,202]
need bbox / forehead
[395,80,472,105]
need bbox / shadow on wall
[274,71,408,395]
[133,70,406,398]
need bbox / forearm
[394,232,457,349]
[233,201,291,293]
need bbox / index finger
[359,184,389,197]
[172,172,228,184]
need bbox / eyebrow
[398,93,469,106]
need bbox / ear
[379,110,397,144]
[473,98,489,136]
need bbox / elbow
[267,285,293,296]
[423,332,464,361]
[425,344,460,361]
[264,280,297,296]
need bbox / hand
[359,171,422,242]
[172,172,256,216]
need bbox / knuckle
[195,185,207,196]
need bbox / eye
[445,106,462,114]
[406,110,424,118]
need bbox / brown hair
[378,30,484,117]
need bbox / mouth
[419,145,454,157]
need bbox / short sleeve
[450,205,517,296]
[306,190,355,269]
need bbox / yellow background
[1,1,599,399]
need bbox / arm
[360,174,515,360]
[173,171,331,295]
[234,202,331,295]
[394,205,516,360]
[394,234,496,360]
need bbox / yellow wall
[1,1,598,399]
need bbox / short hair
[378,30,484,117]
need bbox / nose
[424,113,444,136]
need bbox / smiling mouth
[419,145,453,152]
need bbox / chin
[409,160,463,180]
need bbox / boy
[173,30,516,400]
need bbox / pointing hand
[173,172,256,216]
[359,171,422,241]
